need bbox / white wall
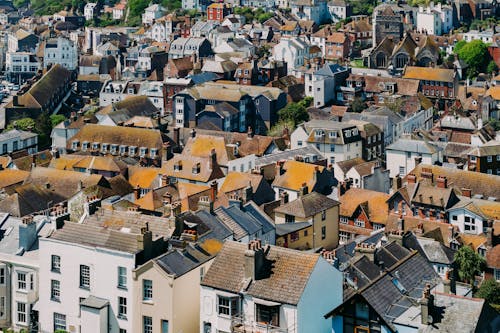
[448,208,484,235]
[386,150,433,178]
[39,238,136,333]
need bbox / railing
[231,316,288,333]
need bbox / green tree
[457,40,490,78]
[476,278,500,306]
[50,114,67,127]
[454,246,486,284]
[6,117,36,131]
[351,96,367,113]
[35,111,54,149]
[453,40,467,54]
[487,60,498,74]
[278,102,309,127]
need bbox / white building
[416,2,452,36]
[462,29,495,44]
[99,80,165,114]
[200,240,343,333]
[305,63,349,107]
[5,52,41,84]
[0,129,38,155]
[327,0,351,23]
[290,0,328,24]
[273,37,309,75]
[291,120,363,165]
[84,3,98,21]
[447,196,492,236]
[385,138,443,178]
[43,37,78,71]
[142,4,164,25]
[38,221,162,333]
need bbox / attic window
[352,129,358,136]
[72,140,79,150]
[314,130,323,137]
[345,131,351,138]
[101,143,109,153]
[110,144,118,154]
[192,162,201,174]
[92,142,100,150]
[129,146,137,156]
[119,145,127,155]
[329,131,337,138]
[174,161,183,171]
[139,147,147,157]
[150,148,158,158]
[82,141,89,151]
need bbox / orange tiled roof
[128,165,165,189]
[0,169,30,189]
[403,66,454,82]
[459,233,486,252]
[220,172,263,194]
[272,160,324,192]
[339,188,390,224]
[183,135,231,166]
[486,86,500,100]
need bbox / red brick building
[325,32,351,61]
[403,66,458,100]
[207,3,231,23]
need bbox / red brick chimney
[436,176,447,188]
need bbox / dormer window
[329,131,337,138]
[128,88,134,94]
[129,146,137,156]
[72,140,79,150]
[82,141,89,151]
[352,129,358,136]
[101,143,109,153]
[139,147,147,157]
[110,144,118,154]
[192,162,201,174]
[174,161,183,171]
[345,131,351,138]
[92,142,100,150]
[150,148,157,158]
[314,130,323,137]
[119,145,127,155]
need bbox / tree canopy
[455,40,491,78]
[476,278,500,307]
[454,246,486,285]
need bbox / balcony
[340,85,361,93]
[231,317,288,333]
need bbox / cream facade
[132,251,214,333]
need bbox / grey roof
[49,222,143,254]
[404,233,455,265]
[274,192,340,218]
[314,63,348,77]
[155,243,213,278]
[214,201,275,240]
[0,129,37,141]
[275,221,311,236]
[386,139,442,154]
[394,290,499,332]
[80,295,109,309]
[337,252,441,328]
[255,146,323,167]
[187,72,219,84]
[187,210,233,242]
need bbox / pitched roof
[7,64,71,109]
[403,66,455,82]
[336,157,366,174]
[67,124,165,149]
[486,244,500,269]
[272,160,325,192]
[0,169,30,189]
[183,135,231,165]
[407,164,500,200]
[154,243,216,278]
[274,192,339,218]
[49,222,144,254]
[163,154,224,183]
[128,165,164,189]
[220,172,264,194]
[339,188,390,224]
[201,241,321,305]
[0,183,66,217]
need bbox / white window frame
[80,265,90,289]
[51,255,61,272]
[143,316,153,333]
[118,297,127,319]
[17,272,26,291]
[17,302,26,324]
[118,267,127,289]
[54,312,66,331]
[143,279,153,301]
[51,280,60,301]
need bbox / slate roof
[49,222,144,254]
[386,139,441,154]
[274,192,339,218]
[201,240,320,305]
[155,243,214,278]
[404,233,455,265]
[275,221,312,236]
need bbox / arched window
[376,52,386,68]
[395,53,409,69]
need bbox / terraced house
[173,82,287,134]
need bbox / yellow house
[132,240,221,333]
[274,192,340,251]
